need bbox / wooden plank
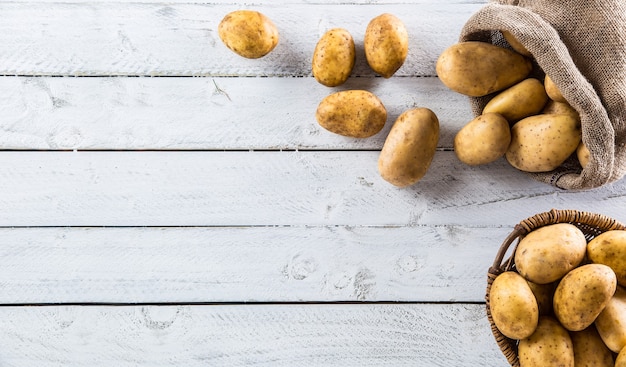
[0,225,509,304]
[0,76,472,150]
[0,303,507,366]
[0,3,481,76]
[0,151,624,227]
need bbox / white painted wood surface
[0,0,622,366]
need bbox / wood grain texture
[0,2,482,76]
[0,76,472,150]
[0,151,624,227]
[0,225,511,304]
[0,303,507,366]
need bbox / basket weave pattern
[486,209,626,367]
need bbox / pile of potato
[436,38,590,172]
[489,225,626,366]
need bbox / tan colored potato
[514,223,587,284]
[553,264,617,331]
[436,41,532,97]
[577,142,591,169]
[506,114,582,172]
[595,286,626,353]
[570,326,615,367]
[489,271,539,339]
[518,316,574,367]
[588,230,626,286]
[364,13,408,78]
[545,75,568,103]
[542,100,580,122]
[454,113,511,165]
[501,30,532,57]
[378,108,439,187]
[312,28,355,87]
[218,10,279,59]
[316,90,387,138]
[482,78,548,122]
[527,280,557,315]
[616,346,626,367]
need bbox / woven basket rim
[486,208,626,367]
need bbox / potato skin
[570,326,615,367]
[218,10,279,59]
[316,90,387,138]
[542,100,580,122]
[545,75,568,103]
[436,41,532,97]
[518,316,574,367]
[514,223,587,284]
[588,230,626,286]
[454,113,511,166]
[378,108,439,187]
[364,13,408,78]
[312,28,355,87]
[489,271,539,340]
[553,264,617,331]
[501,30,532,57]
[595,286,626,353]
[506,114,582,173]
[577,142,591,169]
[482,78,548,122]
[616,346,626,367]
[527,280,557,316]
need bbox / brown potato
[514,223,587,284]
[501,30,532,57]
[378,108,439,187]
[436,41,532,97]
[527,280,557,316]
[595,286,626,353]
[577,142,591,169]
[545,74,568,103]
[454,113,511,166]
[616,346,626,367]
[482,78,548,122]
[218,10,279,59]
[542,100,580,122]
[570,326,615,367]
[518,316,574,367]
[364,13,408,78]
[312,28,355,87]
[489,271,539,339]
[588,230,626,286]
[553,264,617,331]
[316,90,387,138]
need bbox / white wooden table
[1,1,625,365]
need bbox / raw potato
[364,13,408,78]
[542,100,580,122]
[518,316,574,367]
[454,113,511,165]
[553,264,617,331]
[570,326,615,367]
[489,271,539,339]
[501,30,532,57]
[577,142,591,169]
[514,223,587,284]
[527,280,556,316]
[218,10,279,59]
[617,347,626,367]
[312,28,355,87]
[588,230,626,286]
[436,41,532,97]
[595,286,626,353]
[316,90,387,138]
[378,108,439,187]
[506,114,582,173]
[482,78,549,122]
[545,75,568,103]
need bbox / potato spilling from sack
[218,10,279,59]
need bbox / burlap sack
[459,0,626,190]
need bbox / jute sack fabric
[458,0,626,190]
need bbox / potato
[527,280,557,316]
[514,223,587,284]
[501,30,532,57]
[570,326,615,367]
[588,230,626,286]
[218,10,279,59]
[595,286,626,353]
[518,316,574,367]
[545,75,568,103]
[506,114,582,173]
[482,78,549,122]
[436,41,532,97]
[312,28,355,87]
[378,108,439,187]
[577,142,591,169]
[316,90,387,138]
[489,271,539,339]
[553,264,617,331]
[542,100,580,122]
[364,13,408,78]
[617,346,626,367]
[453,113,511,165]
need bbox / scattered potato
[482,78,548,122]
[489,271,539,339]
[364,13,409,78]
[312,28,356,87]
[588,230,626,286]
[316,90,387,138]
[218,10,279,59]
[518,316,574,367]
[453,113,511,165]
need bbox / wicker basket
[486,208,626,367]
